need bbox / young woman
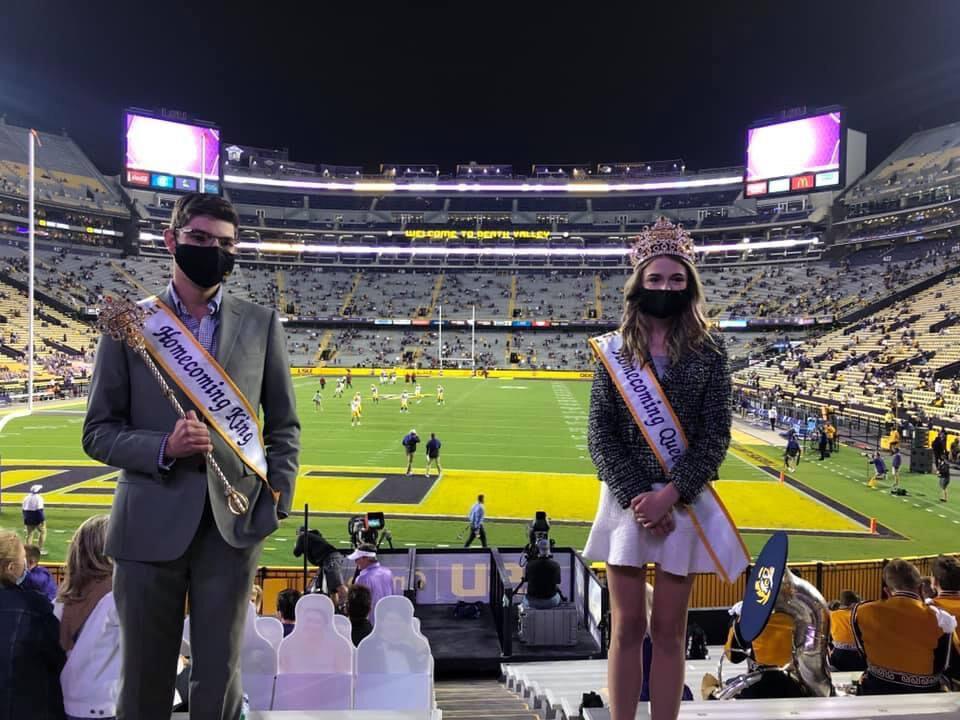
[0,529,66,719]
[56,515,119,720]
[585,217,747,720]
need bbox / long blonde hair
[58,515,112,602]
[620,257,714,366]
[0,530,23,585]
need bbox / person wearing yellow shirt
[725,610,793,668]
[888,427,901,453]
[931,555,960,685]
[852,558,956,695]
[824,422,837,453]
[828,590,865,671]
[713,605,801,699]
[350,394,362,427]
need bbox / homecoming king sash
[138,296,271,490]
[589,330,749,583]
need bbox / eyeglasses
[177,226,238,250]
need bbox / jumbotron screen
[122,111,221,194]
[744,110,843,198]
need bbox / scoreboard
[122,110,221,194]
[744,109,845,199]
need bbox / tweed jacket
[587,332,732,508]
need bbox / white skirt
[583,482,717,577]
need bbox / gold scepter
[96,296,251,516]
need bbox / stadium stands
[0,121,127,216]
[734,271,960,422]
[844,122,960,216]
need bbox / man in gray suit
[83,193,300,720]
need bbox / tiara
[629,216,697,267]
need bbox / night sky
[3,1,959,176]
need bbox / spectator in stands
[706,601,801,699]
[276,589,300,638]
[294,527,347,603]
[828,590,865,671]
[852,558,955,695]
[250,584,263,614]
[21,544,57,604]
[0,529,66,719]
[56,515,119,720]
[22,484,48,556]
[82,193,301,720]
[346,584,373,646]
[349,544,395,622]
[584,218,739,720]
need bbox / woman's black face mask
[629,287,692,319]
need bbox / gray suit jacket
[83,287,301,562]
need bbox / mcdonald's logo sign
[790,174,815,191]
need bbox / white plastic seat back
[256,616,285,653]
[333,613,352,641]
[274,594,354,710]
[355,595,433,710]
[240,603,278,710]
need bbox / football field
[0,375,957,565]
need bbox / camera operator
[522,538,563,609]
[294,526,347,603]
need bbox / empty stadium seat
[274,594,354,710]
[355,596,433,711]
[256,616,285,653]
[241,604,279,711]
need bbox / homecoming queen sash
[138,296,272,491]
[589,330,749,583]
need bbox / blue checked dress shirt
[468,502,485,529]
[157,282,223,469]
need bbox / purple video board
[746,112,842,183]
[124,111,220,183]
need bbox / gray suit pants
[113,500,262,720]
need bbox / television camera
[347,511,393,550]
[521,510,554,565]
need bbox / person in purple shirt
[868,451,887,489]
[891,448,903,490]
[21,544,57,604]
[348,543,396,622]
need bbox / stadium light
[222,173,744,193]
[223,236,819,257]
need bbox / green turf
[1,377,956,565]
